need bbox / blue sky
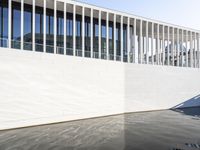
[78,0,200,30]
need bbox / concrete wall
[0,48,200,130]
[125,64,200,112]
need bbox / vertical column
[177,29,180,66]
[134,19,136,63]
[190,32,193,67]
[181,29,184,67]
[157,24,159,65]
[82,7,85,57]
[98,11,101,59]
[8,0,12,48]
[143,36,145,63]
[198,33,200,68]
[194,33,197,68]
[91,8,93,58]
[43,0,46,52]
[197,33,198,68]
[162,26,165,65]
[172,28,174,66]
[113,14,116,61]
[196,33,198,68]
[146,22,149,64]
[120,16,123,62]
[186,31,188,67]
[140,20,143,64]
[73,5,76,56]
[63,2,66,55]
[21,0,24,50]
[160,38,162,61]
[33,0,35,51]
[151,23,154,64]
[54,0,57,53]
[106,12,109,60]
[193,33,195,68]
[167,26,169,66]
[196,33,198,67]
[127,17,130,63]
[193,32,195,67]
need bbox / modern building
[0,0,200,130]
[1,0,200,67]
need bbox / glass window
[76,14,82,55]
[85,16,90,57]
[109,21,114,59]
[93,18,99,53]
[24,4,32,50]
[101,20,106,59]
[66,12,73,55]
[57,10,64,54]
[46,8,54,53]
[116,23,121,60]
[35,6,43,52]
[123,24,127,62]
[0,0,8,47]
[12,2,21,49]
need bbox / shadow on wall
[172,94,200,109]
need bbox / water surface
[0,107,200,150]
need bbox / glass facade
[0,1,131,63]
[0,1,198,68]
[35,6,43,52]
[12,2,21,49]
[46,8,54,53]
[85,16,91,57]
[123,24,127,62]
[109,21,114,60]
[101,20,106,59]
[93,18,99,57]
[57,10,64,54]
[116,23,121,61]
[66,12,73,55]
[24,4,32,50]
[76,14,82,56]
[0,0,8,47]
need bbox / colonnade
[6,0,200,68]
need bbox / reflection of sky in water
[0,107,199,150]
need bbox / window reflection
[101,20,106,59]
[0,0,8,47]
[93,18,99,57]
[116,23,121,60]
[35,6,43,52]
[24,4,32,50]
[66,12,73,55]
[123,24,127,62]
[57,10,64,54]
[76,14,82,56]
[85,16,90,57]
[12,2,21,49]
[46,9,54,53]
[109,21,113,60]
